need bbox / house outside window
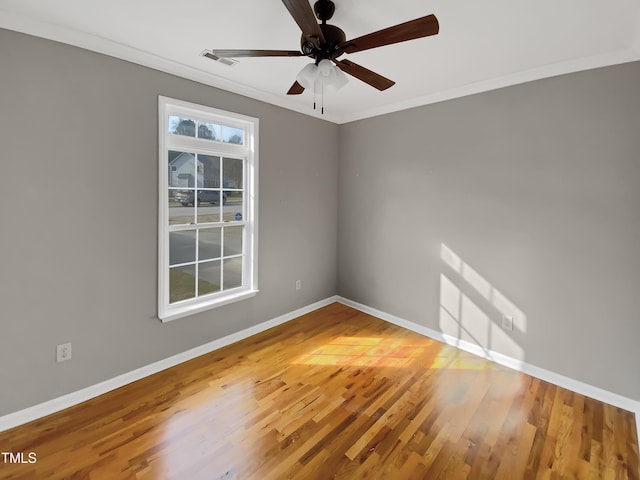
[158,96,258,322]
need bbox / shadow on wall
[439,244,527,365]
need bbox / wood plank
[0,303,637,479]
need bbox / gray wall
[0,29,339,416]
[338,61,640,401]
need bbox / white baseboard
[0,296,337,433]
[337,296,640,429]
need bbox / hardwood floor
[0,303,638,479]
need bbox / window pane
[198,154,220,188]
[173,189,195,207]
[199,261,221,295]
[197,121,220,141]
[224,226,243,256]
[169,231,196,265]
[199,228,222,260]
[197,201,221,224]
[223,126,244,145]
[169,151,195,188]
[223,191,243,222]
[168,116,196,137]
[168,189,194,225]
[194,190,222,205]
[223,258,243,289]
[223,157,243,190]
[170,265,195,303]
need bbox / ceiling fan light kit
[207,0,439,113]
[296,59,348,113]
[296,60,347,91]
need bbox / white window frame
[158,96,258,322]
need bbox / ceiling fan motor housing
[301,23,346,60]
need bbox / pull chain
[311,78,326,114]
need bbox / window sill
[159,289,259,323]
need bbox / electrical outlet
[57,343,72,362]
[295,280,301,290]
[501,315,514,331]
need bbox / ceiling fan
[207,0,439,95]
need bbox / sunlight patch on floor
[293,336,428,368]
[293,336,499,371]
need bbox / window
[158,97,258,322]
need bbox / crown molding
[339,48,640,124]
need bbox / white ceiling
[1,0,639,124]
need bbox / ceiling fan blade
[334,59,395,91]
[287,81,305,95]
[281,0,325,47]
[208,49,304,58]
[338,14,439,54]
